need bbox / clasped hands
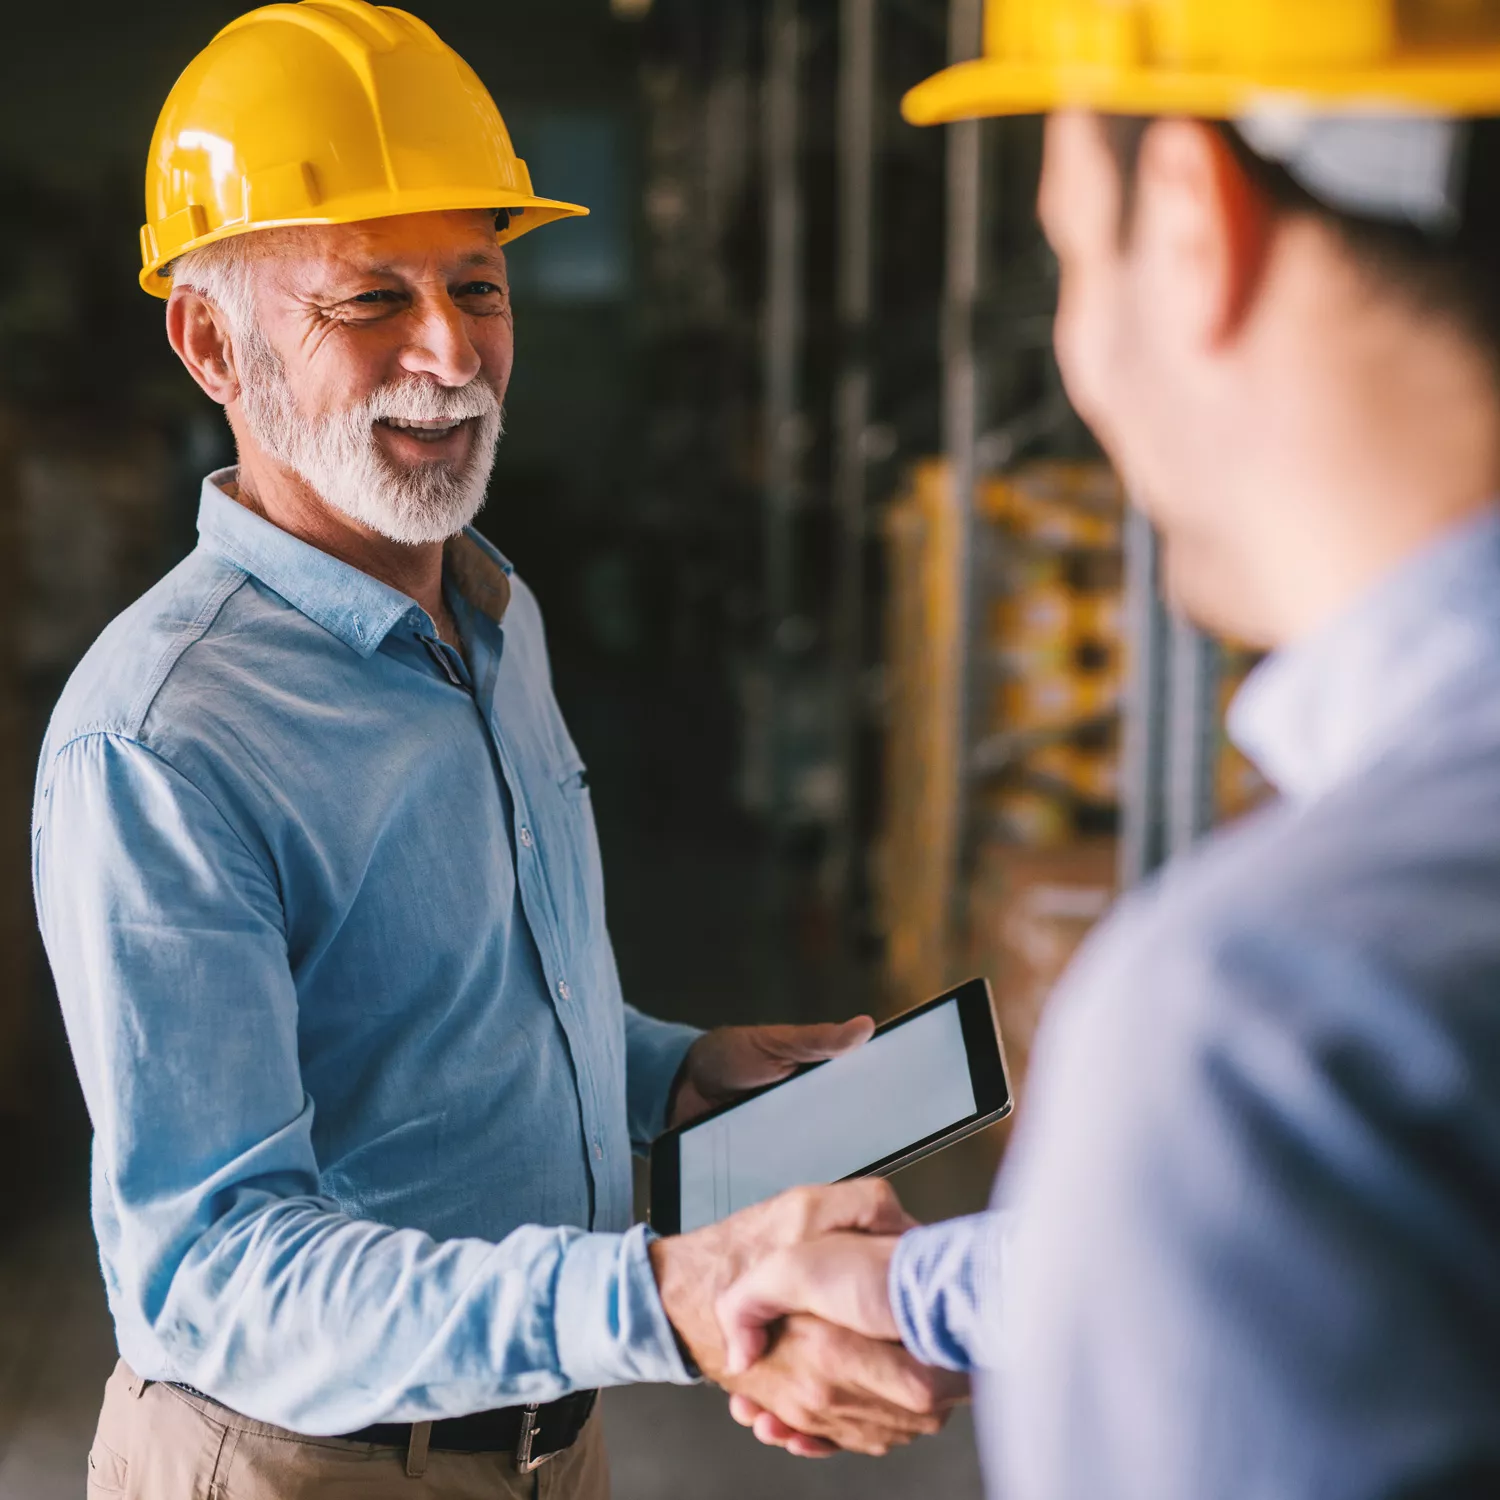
[651,1021,969,1458]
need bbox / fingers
[717,1247,802,1374]
[786,1177,918,1238]
[754,1411,839,1458]
[717,1234,903,1374]
[751,1016,876,1067]
[727,1315,953,1457]
[728,1393,763,1428]
[731,1393,840,1458]
[822,1325,961,1421]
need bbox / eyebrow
[330,253,507,285]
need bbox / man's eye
[351,289,400,305]
[457,281,504,298]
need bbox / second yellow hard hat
[904,0,1500,126]
[139,0,588,298]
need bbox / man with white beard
[31,5,960,1497]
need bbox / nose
[400,293,483,388]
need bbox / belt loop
[406,1421,432,1479]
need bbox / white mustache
[363,377,501,426]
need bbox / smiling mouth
[375,416,474,445]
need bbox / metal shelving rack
[1117,518,1222,889]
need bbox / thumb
[716,1249,805,1375]
[755,1016,875,1066]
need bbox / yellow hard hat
[903,0,1500,126]
[139,0,588,297]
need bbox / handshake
[648,1019,972,1459]
[649,1179,968,1457]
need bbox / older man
[714,2,1500,1496]
[33,5,954,1496]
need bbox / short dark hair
[1099,114,1500,378]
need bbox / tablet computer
[650,977,1011,1235]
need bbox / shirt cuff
[553,1225,700,1390]
[624,1013,704,1146]
[888,1213,1003,1374]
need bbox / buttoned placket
[432,597,613,1226]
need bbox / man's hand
[710,1232,970,1458]
[667,1017,875,1128]
[649,1181,962,1455]
[716,1231,904,1373]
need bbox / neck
[231,441,454,640]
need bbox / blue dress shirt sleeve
[622,1005,703,1149]
[33,733,696,1434]
[889,1212,1008,1373]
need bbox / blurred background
[0,0,1264,1494]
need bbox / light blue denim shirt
[892,509,1500,1497]
[32,471,703,1435]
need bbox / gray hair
[168,236,261,337]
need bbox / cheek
[304,325,407,409]
[475,319,514,394]
[1052,263,1116,435]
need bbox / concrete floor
[0,1203,985,1499]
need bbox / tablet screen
[676,997,978,1233]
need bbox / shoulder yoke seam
[122,566,249,734]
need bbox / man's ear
[1134,118,1272,351]
[165,288,242,405]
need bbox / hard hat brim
[139,189,589,299]
[902,51,1500,127]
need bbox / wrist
[648,1231,726,1380]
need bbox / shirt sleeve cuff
[624,1011,705,1147]
[552,1225,700,1390]
[888,1213,1004,1373]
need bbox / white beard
[234,326,504,546]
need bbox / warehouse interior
[0,0,1291,1495]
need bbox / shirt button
[593,1139,603,1162]
[519,827,534,849]
[557,979,572,1002]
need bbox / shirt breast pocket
[546,759,610,961]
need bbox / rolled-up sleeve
[33,733,694,1434]
[889,1212,1010,1373]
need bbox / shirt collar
[1229,505,1500,803]
[195,468,513,657]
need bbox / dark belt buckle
[515,1404,551,1474]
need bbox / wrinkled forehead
[246,209,508,290]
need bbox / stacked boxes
[877,457,1272,1089]
[976,462,1126,846]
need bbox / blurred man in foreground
[33,4,957,1494]
[712,3,1500,1494]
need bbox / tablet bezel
[649,977,1011,1235]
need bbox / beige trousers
[87,1361,610,1500]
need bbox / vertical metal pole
[829,0,877,907]
[938,0,986,937]
[1118,510,1169,887]
[763,0,803,828]
[1165,618,1222,858]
